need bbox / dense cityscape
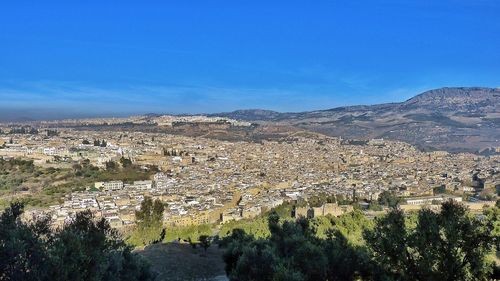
[1,115,498,231]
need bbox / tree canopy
[222,211,371,281]
[364,200,496,281]
[221,200,499,281]
[377,190,402,208]
[127,196,166,247]
[0,202,154,281]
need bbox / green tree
[129,197,165,246]
[120,157,133,168]
[323,229,372,281]
[368,201,383,211]
[221,229,255,274]
[433,185,446,194]
[105,160,117,171]
[48,211,153,281]
[0,202,154,281]
[377,191,402,208]
[222,211,367,281]
[0,202,52,281]
[486,201,500,279]
[364,200,495,281]
[231,240,276,281]
[199,235,211,252]
[135,197,164,228]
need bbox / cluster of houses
[1,121,497,228]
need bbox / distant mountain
[402,87,499,112]
[209,109,281,121]
[143,113,163,118]
[213,87,500,153]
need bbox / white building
[405,195,462,205]
[95,181,124,191]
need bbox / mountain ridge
[211,87,499,120]
[210,87,500,153]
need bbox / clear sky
[0,1,499,120]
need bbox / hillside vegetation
[2,200,499,281]
[0,202,154,281]
[0,158,154,209]
[221,200,500,281]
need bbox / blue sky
[0,1,499,119]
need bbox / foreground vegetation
[127,200,374,248]
[2,196,498,280]
[0,202,154,281]
[221,200,500,281]
[124,196,499,280]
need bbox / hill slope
[212,87,500,152]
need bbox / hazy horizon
[1,85,500,121]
